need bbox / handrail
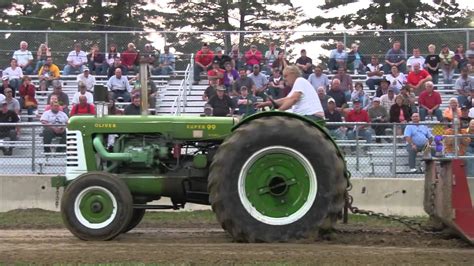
[172,53,194,116]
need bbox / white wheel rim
[74,186,118,229]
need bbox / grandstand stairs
[156,79,208,116]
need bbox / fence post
[404,31,408,59]
[343,31,347,47]
[105,33,108,56]
[467,30,470,53]
[45,32,49,46]
[31,126,36,173]
[355,126,359,171]
[392,123,397,177]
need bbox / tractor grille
[66,131,79,167]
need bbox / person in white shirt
[106,68,132,102]
[2,58,23,97]
[365,55,384,91]
[385,65,406,94]
[406,47,425,72]
[76,68,96,92]
[257,65,324,122]
[63,43,88,75]
[72,82,94,104]
[40,101,68,153]
[308,65,330,91]
[12,41,34,74]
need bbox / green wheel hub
[74,186,118,229]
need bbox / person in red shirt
[207,60,225,86]
[121,43,139,73]
[193,43,214,85]
[70,95,96,116]
[244,44,263,71]
[406,62,432,96]
[418,81,443,121]
[18,76,37,121]
[346,98,372,152]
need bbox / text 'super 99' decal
[186,124,217,130]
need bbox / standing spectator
[107,57,127,78]
[0,101,19,155]
[325,98,346,140]
[351,82,369,109]
[368,97,389,143]
[406,62,432,96]
[333,67,353,101]
[203,78,218,101]
[229,45,243,70]
[232,68,255,96]
[390,95,411,137]
[295,49,313,79]
[223,62,239,93]
[63,43,88,75]
[308,65,330,91]
[2,88,20,115]
[105,43,120,70]
[213,47,232,69]
[121,43,139,74]
[2,58,23,97]
[38,57,60,91]
[384,40,406,73]
[455,67,474,105]
[406,47,425,72]
[346,99,372,152]
[317,87,331,112]
[380,88,396,114]
[47,80,70,115]
[375,78,390,97]
[153,46,175,75]
[72,82,94,104]
[87,44,107,75]
[124,95,141,115]
[454,44,468,72]
[264,42,279,73]
[33,43,51,74]
[12,41,33,75]
[424,44,441,84]
[328,41,347,73]
[207,86,235,116]
[365,55,384,91]
[385,65,406,94]
[439,44,456,86]
[77,68,96,92]
[404,113,433,172]
[70,95,96,116]
[347,43,365,73]
[18,76,37,121]
[234,86,257,117]
[193,43,214,85]
[327,78,347,112]
[267,69,284,100]
[248,64,268,99]
[418,81,442,121]
[271,50,289,73]
[245,44,263,71]
[40,101,68,153]
[443,97,462,122]
[107,68,132,102]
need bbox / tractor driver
[256,65,325,122]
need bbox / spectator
[193,43,214,85]
[455,67,474,105]
[465,120,474,176]
[399,86,417,114]
[406,62,432,96]
[40,101,67,153]
[317,87,331,112]
[234,86,257,117]
[460,104,471,129]
[264,42,279,73]
[0,92,4,103]
[33,43,51,74]
[77,68,96,92]
[385,65,406,94]
[325,98,346,140]
[327,78,347,112]
[443,119,470,157]
[130,73,158,109]
[70,95,96,116]
[365,55,384,91]
[418,81,442,121]
[424,44,441,84]
[368,97,389,143]
[267,68,284,100]
[107,57,127,78]
[295,49,313,79]
[375,78,390,97]
[2,88,20,115]
[245,44,263,71]
[248,64,268,99]
[121,43,139,74]
[351,82,369,109]
[232,68,255,96]
[333,66,353,101]
[107,68,132,102]
[12,41,33,75]
[454,44,468,72]
[404,113,433,172]
[466,90,474,109]
[390,95,411,137]
[443,97,462,122]
[2,58,23,97]
[308,65,330,91]
[18,76,37,121]
[347,43,366,73]
[141,43,158,71]
[467,41,474,60]
[108,97,123,115]
[105,43,120,70]
[213,47,232,70]
[406,47,425,72]
[153,46,175,75]
[207,86,235,117]
[439,44,456,86]
[207,60,225,85]
[346,99,372,152]
[229,45,243,70]
[0,101,19,155]
[271,50,289,73]
[223,62,239,93]
[203,78,218,102]
[72,82,94,104]
[124,95,141,115]
[384,40,406,73]
[87,44,107,75]
[380,88,396,114]
[328,41,347,73]
[47,80,70,115]
[63,43,88,75]
[44,95,64,112]
[38,57,60,91]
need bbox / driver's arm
[276,92,301,111]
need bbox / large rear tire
[208,116,347,242]
[61,172,133,241]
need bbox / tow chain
[55,186,60,208]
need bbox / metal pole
[392,123,397,177]
[139,62,149,115]
[105,33,108,58]
[466,30,470,53]
[343,32,347,48]
[355,126,359,171]
[31,126,36,173]
[404,31,408,59]
[454,109,459,157]
[45,32,48,46]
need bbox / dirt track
[1,225,473,264]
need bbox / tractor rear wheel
[61,172,133,241]
[208,116,347,242]
[122,209,146,233]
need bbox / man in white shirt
[248,64,268,99]
[12,41,34,74]
[72,82,94,104]
[308,65,330,91]
[107,68,132,102]
[63,43,88,75]
[406,47,425,72]
[76,68,96,92]
[40,101,68,153]
[365,55,384,91]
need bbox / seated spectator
[87,44,107,75]
[229,45,243,70]
[0,101,19,155]
[347,43,366,73]
[327,78,347,113]
[38,58,60,91]
[245,44,263,71]
[107,68,132,102]
[406,47,425,72]
[141,43,158,71]
[153,46,175,75]
[12,41,33,75]
[18,76,37,121]
[328,41,347,73]
[232,68,255,96]
[404,113,433,172]
[346,99,372,152]
[390,95,411,136]
[368,97,389,143]
[34,43,51,74]
[399,86,417,114]
[464,89,474,109]
[40,101,68,153]
[443,119,470,157]
[443,97,462,122]
[418,81,442,121]
[460,104,471,129]
[267,69,284,100]
[44,95,64,112]
[325,98,346,140]
[333,66,353,101]
[385,65,406,94]
[439,44,456,85]
[76,68,96,92]
[271,50,289,73]
[384,40,406,73]
[455,67,474,105]
[193,43,214,85]
[70,95,96,116]
[207,60,225,85]
[203,78,218,101]
[317,87,331,112]
[454,44,468,72]
[375,78,390,97]
[234,86,257,117]
[72,82,94,104]
[264,42,278,73]
[0,92,4,103]
[105,43,120,70]
[63,43,88,75]
[207,86,235,116]
[107,57,127,78]
[295,49,313,79]
[248,64,268,99]
[124,95,141,115]
[406,62,432,96]
[47,80,70,114]
[121,43,139,74]
[424,44,441,84]
[2,58,23,97]
[130,73,158,109]
[108,97,123,115]
[223,62,239,93]
[308,65,330,91]
[2,88,20,115]
[351,82,369,109]
[213,47,232,69]
[365,55,384,91]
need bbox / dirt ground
[0,219,473,265]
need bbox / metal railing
[172,53,194,116]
